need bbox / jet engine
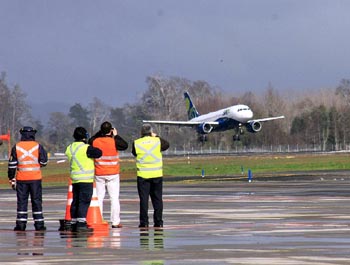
[197,123,213,134]
[246,121,262,133]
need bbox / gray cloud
[0,0,350,107]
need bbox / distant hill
[29,101,71,123]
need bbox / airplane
[143,91,285,142]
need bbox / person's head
[100,121,113,135]
[19,126,37,141]
[73,127,89,142]
[141,123,153,137]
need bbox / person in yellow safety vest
[65,127,102,233]
[132,124,169,229]
[89,121,128,229]
[8,126,48,231]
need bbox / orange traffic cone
[59,179,73,231]
[86,182,109,231]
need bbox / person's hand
[112,128,117,136]
[9,179,16,190]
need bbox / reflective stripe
[71,169,95,175]
[95,154,119,166]
[95,161,119,166]
[71,174,95,181]
[135,141,161,164]
[138,166,163,171]
[18,167,41,171]
[98,155,119,160]
[19,161,38,165]
[17,145,39,164]
[137,161,160,165]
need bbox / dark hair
[141,123,153,136]
[73,127,88,141]
[100,121,112,134]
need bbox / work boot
[14,222,26,231]
[75,222,93,233]
[34,221,47,231]
[112,223,123,228]
[70,222,77,232]
[138,224,149,231]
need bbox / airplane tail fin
[184,92,200,120]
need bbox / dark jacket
[89,131,128,151]
[80,141,103,159]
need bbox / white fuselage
[190,104,253,123]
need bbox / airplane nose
[247,110,253,119]
[241,110,253,121]
[239,110,253,121]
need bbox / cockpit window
[238,108,250,112]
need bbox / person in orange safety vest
[89,121,128,228]
[8,126,48,231]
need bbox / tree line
[1,72,350,157]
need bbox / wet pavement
[0,175,350,264]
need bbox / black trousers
[137,176,163,227]
[16,180,44,225]
[70,182,93,223]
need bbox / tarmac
[0,173,350,264]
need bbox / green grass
[123,152,350,177]
[0,152,349,187]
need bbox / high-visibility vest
[134,136,162,178]
[15,141,42,181]
[92,137,120,176]
[65,142,95,183]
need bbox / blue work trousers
[16,180,44,225]
[70,182,93,222]
[137,176,163,227]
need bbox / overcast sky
[1,0,350,108]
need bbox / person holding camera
[89,121,128,228]
[132,123,169,229]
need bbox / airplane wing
[142,120,219,126]
[248,115,285,123]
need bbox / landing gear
[233,126,244,141]
[198,135,208,142]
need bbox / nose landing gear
[198,135,208,142]
[233,125,244,141]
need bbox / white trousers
[95,174,121,225]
